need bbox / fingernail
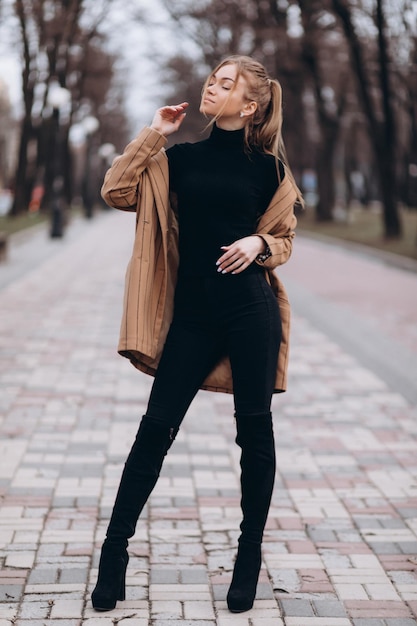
[217,267,222,273]
[216,261,220,266]
[222,270,227,274]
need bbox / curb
[297,228,417,274]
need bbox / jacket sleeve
[101,127,167,211]
[255,214,297,270]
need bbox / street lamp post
[97,143,116,208]
[81,115,99,219]
[47,83,71,238]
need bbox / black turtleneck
[166,124,282,276]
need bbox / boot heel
[91,545,129,611]
[118,575,126,601]
[227,542,262,613]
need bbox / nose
[207,84,215,94]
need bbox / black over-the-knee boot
[227,412,276,613]
[91,416,176,611]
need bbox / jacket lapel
[257,175,297,236]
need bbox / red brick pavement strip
[1,213,417,624]
[379,555,417,571]
[409,601,417,617]
[345,600,414,618]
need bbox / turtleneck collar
[208,123,246,150]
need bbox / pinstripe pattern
[102,127,297,394]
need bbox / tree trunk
[315,121,339,221]
[378,153,402,237]
[10,116,32,215]
[375,0,401,237]
[332,0,402,238]
[298,0,345,221]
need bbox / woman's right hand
[151,102,189,136]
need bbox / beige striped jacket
[102,127,298,394]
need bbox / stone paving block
[280,598,315,616]
[150,569,180,584]
[51,599,83,619]
[83,616,118,626]
[312,599,348,617]
[216,617,252,626]
[369,542,402,554]
[149,583,211,601]
[398,542,417,554]
[153,622,215,626]
[14,622,81,626]
[210,583,228,601]
[381,519,409,530]
[365,582,400,600]
[183,600,215,619]
[18,600,50,619]
[180,569,209,584]
[333,582,369,600]
[28,569,58,584]
[24,583,84,595]
[151,600,182,618]
[5,552,35,568]
[0,586,24,602]
[0,603,18,620]
[285,619,352,625]
[59,568,88,584]
[385,617,417,626]
[251,617,284,626]
[345,599,413,618]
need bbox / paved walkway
[0,210,416,626]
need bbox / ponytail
[209,55,304,207]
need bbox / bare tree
[10,0,126,215]
[296,1,349,220]
[395,1,417,209]
[332,0,402,238]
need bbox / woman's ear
[242,101,258,118]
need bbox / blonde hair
[203,55,303,206]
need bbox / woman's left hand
[216,235,265,274]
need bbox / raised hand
[150,102,189,136]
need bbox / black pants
[145,270,282,428]
[104,270,282,547]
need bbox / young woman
[92,55,301,614]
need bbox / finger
[217,255,246,273]
[219,247,250,264]
[174,113,187,129]
[216,245,237,265]
[216,252,236,268]
[160,104,187,119]
[221,259,248,274]
[170,102,189,116]
[230,262,249,274]
[174,111,187,123]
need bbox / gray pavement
[0,210,416,626]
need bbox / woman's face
[200,63,252,124]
